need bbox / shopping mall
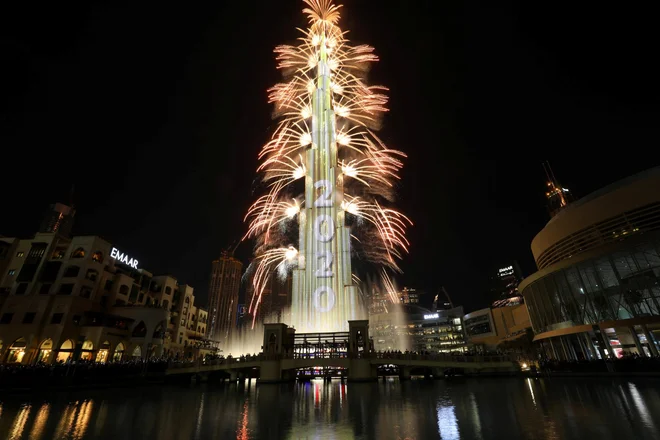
[519,167,660,360]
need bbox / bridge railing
[166,351,513,371]
[167,354,273,370]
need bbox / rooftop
[547,166,660,226]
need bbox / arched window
[80,340,94,360]
[92,251,103,263]
[113,342,125,362]
[132,345,142,358]
[132,321,147,338]
[185,297,190,304]
[71,247,86,259]
[7,338,27,363]
[165,286,172,295]
[153,322,165,339]
[37,338,53,362]
[96,341,111,363]
[57,339,75,363]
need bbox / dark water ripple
[0,377,659,439]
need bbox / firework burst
[243,0,411,328]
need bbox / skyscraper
[243,1,411,334]
[207,252,243,343]
[490,262,524,308]
[543,161,571,218]
[39,202,75,237]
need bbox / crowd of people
[538,353,660,373]
[374,349,508,360]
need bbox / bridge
[166,321,518,383]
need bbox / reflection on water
[29,404,49,440]
[8,404,29,440]
[437,404,459,440]
[0,378,659,439]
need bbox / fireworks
[243,0,411,329]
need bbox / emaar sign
[110,247,138,269]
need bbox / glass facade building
[520,167,660,360]
[370,305,466,353]
[524,238,660,334]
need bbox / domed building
[519,167,660,360]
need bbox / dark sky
[2,1,659,313]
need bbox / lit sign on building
[110,247,138,269]
[424,313,439,320]
[498,265,514,277]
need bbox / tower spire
[543,161,571,218]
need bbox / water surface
[0,377,659,439]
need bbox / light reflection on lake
[0,377,659,439]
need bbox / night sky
[2,1,659,313]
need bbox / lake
[0,377,659,439]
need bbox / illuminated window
[52,249,66,259]
[92,251,103,263]
[71,247,86,259]
[16,252,24,257]
[8,269,15,276]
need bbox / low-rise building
[0,203,214,364]
[370,304,466,353]
[463,304,532,353]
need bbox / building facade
[490,262,524,308]
[246,271,292,327]
[463,304,532,352]
[370,304,466,353]
[399,287,421,305]
[207,252,242,343]
[519,167,660,360]
[0,204,212,364]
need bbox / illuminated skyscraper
[490,262,524,308]
[543,161,571,218]
[243,1,411,333]
[39,202,75,237]
[207,252,243,343]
